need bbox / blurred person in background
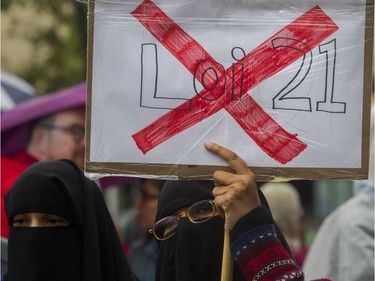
[261,182,308,267]
[303,102,374,281]
[302,180,374,280]
[128,179,165,281]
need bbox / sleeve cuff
[230,205,273,243]
[230,224,277,261]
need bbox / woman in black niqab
[4,159,138,281]
[155,180,292,281]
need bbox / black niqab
[155,180,291,281]
[4,160,137,281]
[155,180,246,281]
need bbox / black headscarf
[4,160,137,281]
[155,180,291,281]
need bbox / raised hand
[204,141,261,229]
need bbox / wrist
[230,206,273,243]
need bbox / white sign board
[86,0,373,180]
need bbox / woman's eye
[45,216,70,226]
[13,217,28,227]
[11,213,71,227]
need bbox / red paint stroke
[131,1,338,164]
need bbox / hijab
[155,180,291,281]
[4,159,137,281]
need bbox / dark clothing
[155,180,290,281]
[129,238,158,281]
[156,180,247,281]
[155,180,215,222]
[1,150,38,238]
[7,227,82,281]
[231,206,331,281]
[4,160,137,281]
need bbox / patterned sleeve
[231,224,305,281]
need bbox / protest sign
[86,0,373,180]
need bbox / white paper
[88,0,368,171]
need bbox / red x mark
[131,1,338,164]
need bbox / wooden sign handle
[220,226,233,281]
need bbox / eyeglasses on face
[41,124,85,143]
[149,200,218,240]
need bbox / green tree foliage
[1,0,87,95]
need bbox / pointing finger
[204,141,249,175]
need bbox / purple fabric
[99,176,138,190]
[1,82,86,156]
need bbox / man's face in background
[32,107,86,169]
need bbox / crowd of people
[0,143,325,280]
[1,79,374,280]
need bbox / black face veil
[155,180,247,281]
[4,160,137,281]
[155,180,292,281]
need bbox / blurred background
[1,1,87,95]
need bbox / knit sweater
[230,207,330,281]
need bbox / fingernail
[204,140,213,147]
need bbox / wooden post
[220,226,233,281]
